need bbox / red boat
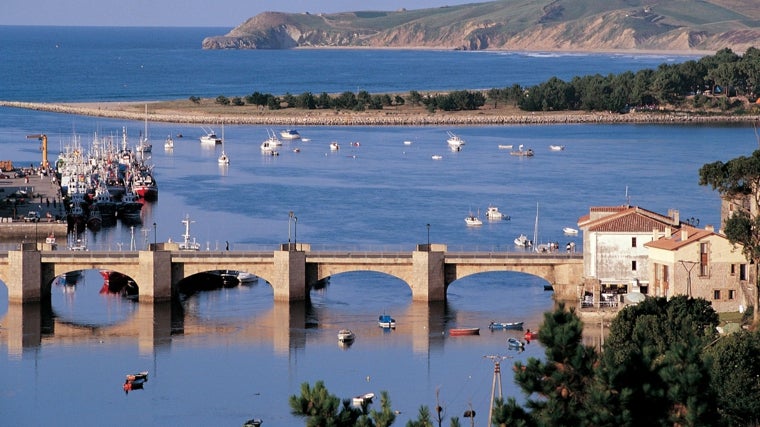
[449,327,480,336]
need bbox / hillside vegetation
[202,0,760,52]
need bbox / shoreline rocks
[1,100,758,126]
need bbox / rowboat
[508,337,525,349]
[338,329,355,342]
[449,327,480,336]
[488,321,524,330]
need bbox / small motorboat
[338,329,355,343]
[507,337,525,349]
[446,131,465,150]
[563,227,579,235]
[378,314,396,329]
[549,144,565,151]
[488,321,524,330]
[280,129,301,140]
[514,234,532,247]
[465,212,483,226]
[330,142,340,151]
[403,140,413,145]
[243,419,263,427]
[125,371,148,382]
[450,327,480,336]
[352,392,375,408]
[431,155,443,160]
[498,144,513,150]
[485,205,509,221]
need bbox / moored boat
[200,127,222,144]
[329,142,340,151]
[280,129,301,140]
[563,227,579,235]
[488,321,524,330]
[549,144,565,151]
[378,314,396,329]
[351,393,375,408]
[510,144,534,157]
[507,337,525,349]
[446,131,465,150]
[514,234,532,247]
[178,214,201,251]
[338,329,355,342]
[465,211,483,226]
[449,327,480,336]
[486,205,509,221]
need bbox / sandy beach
[1,99,758,126]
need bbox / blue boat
[508,337,525,349]
[488,321,524,330]
[378,314,396,329]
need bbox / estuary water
[0,26,754,426]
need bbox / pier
[0,243,583,304]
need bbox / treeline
[289,298,760,427]
[199,46,760,115]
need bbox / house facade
[645,226,753,313]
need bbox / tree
[215,95,230,105]
[512,303,598,427]
[290,381,391,427]
[705,330,760,426]
[699,149,760,324]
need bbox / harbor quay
[0,243,584,304]
[0,166,68,241]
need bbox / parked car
[23,211,40,222]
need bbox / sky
[1,0,479,27]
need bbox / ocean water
[0,26,747,426]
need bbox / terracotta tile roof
[644,226,716,251]
[579,206,680,232]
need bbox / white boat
[280,129,301,140]
[549,145,566,151]
[178,214,201,251]
[446,131,465,150]
[338,329,355,342]
[403,140,413,145]
[486,205,508,221]
[378,314,396,329]
[514,234,532,247]
[136,105,152,153]
[465,211,483,226]
[236,271,258,284]
[200,127,222,145]
[329,142,340,151]
[563,227,579,235]
[431,155,443,160]
[498,144,513,150]
[351,393,375,407]
[164,135,174,149]
[218,126,229,165]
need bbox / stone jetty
[1,100,758,126]
[0,169,68,241]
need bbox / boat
[86,204,102,231]
[524,330,538,340]
[446,131,465,150]
[507,337,525,349]
[514,234,532,247]
[243,419,263,427]
[449,327,480,336]
[200,127,222,145]
[280,129,301,140]
[218,127,229,165]
[403,140,413,145]
[338,329,355,342]
[178,214,201,251]
[117,189,143,218]
[498,144,513,150]
[136,105,152,153]
[563,227,579,235]
[125,371,149,382]
[329,142,340,151]
[219,270,240,288]
[131,172,158,201]
[260,131,280,153]
[488,321,524,330]
[549,145,565,151]
[465,211,483,226]
[351,393,375,408]
[510,144,534,157]
[485,205,509,221]
[236,271,258,284]
[164,135,174,150]
[378,314,396,329]
[431,155,443,160]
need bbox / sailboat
[136,104,152,153]
[218,125,229,165]
[533,202,552,252]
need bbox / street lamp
[294,215,298,248]
[288,211,294,247]
[153,222,157,250]
[426,223,431,248]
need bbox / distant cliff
[202,0,760,53]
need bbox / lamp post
[426,223,430,248]
[294,215,298,248]
[288,211,294,249]
[153,222,157,250]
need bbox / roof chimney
[665,226,672,237]
[652,228,660,240]
[680,229,689,241]
[705,224,715,232]
[671,209,680,225]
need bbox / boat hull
[449,327,480,336]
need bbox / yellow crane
[26,134,48,169]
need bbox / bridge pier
[272,247,307,301]
[6,246,43,303]
[136,250,172,303]
[411,247,446,302]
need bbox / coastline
[1,100,758,126]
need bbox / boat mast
[533,202,539,250]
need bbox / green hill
[202,0,760,52]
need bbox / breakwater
[1,100,758,126]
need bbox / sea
[0,26,756,426]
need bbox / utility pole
[679,260,698,297]
[484,355,507,424]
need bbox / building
[645,225,752,313]
[577,205,683,308]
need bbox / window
[700,243,709,276]
[713,290,721,300]
[729,290,736,300]
[740,264,747,281]
[631,260,637,271]
[731,264,736,275]
[631,237,637,248]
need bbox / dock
[0,167,68,241]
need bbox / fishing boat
[488,321,524,330]
[178,215,201,251]
[338,329,355,343]
[449,327,480,336]
[200,127,222,145]
[378,314,396,329]
[446,131,465,150]
[510,144,534,157]
[486,205,509,221]
[164,135,174,150]
[514,234,532,247]
[465,211,483,226]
